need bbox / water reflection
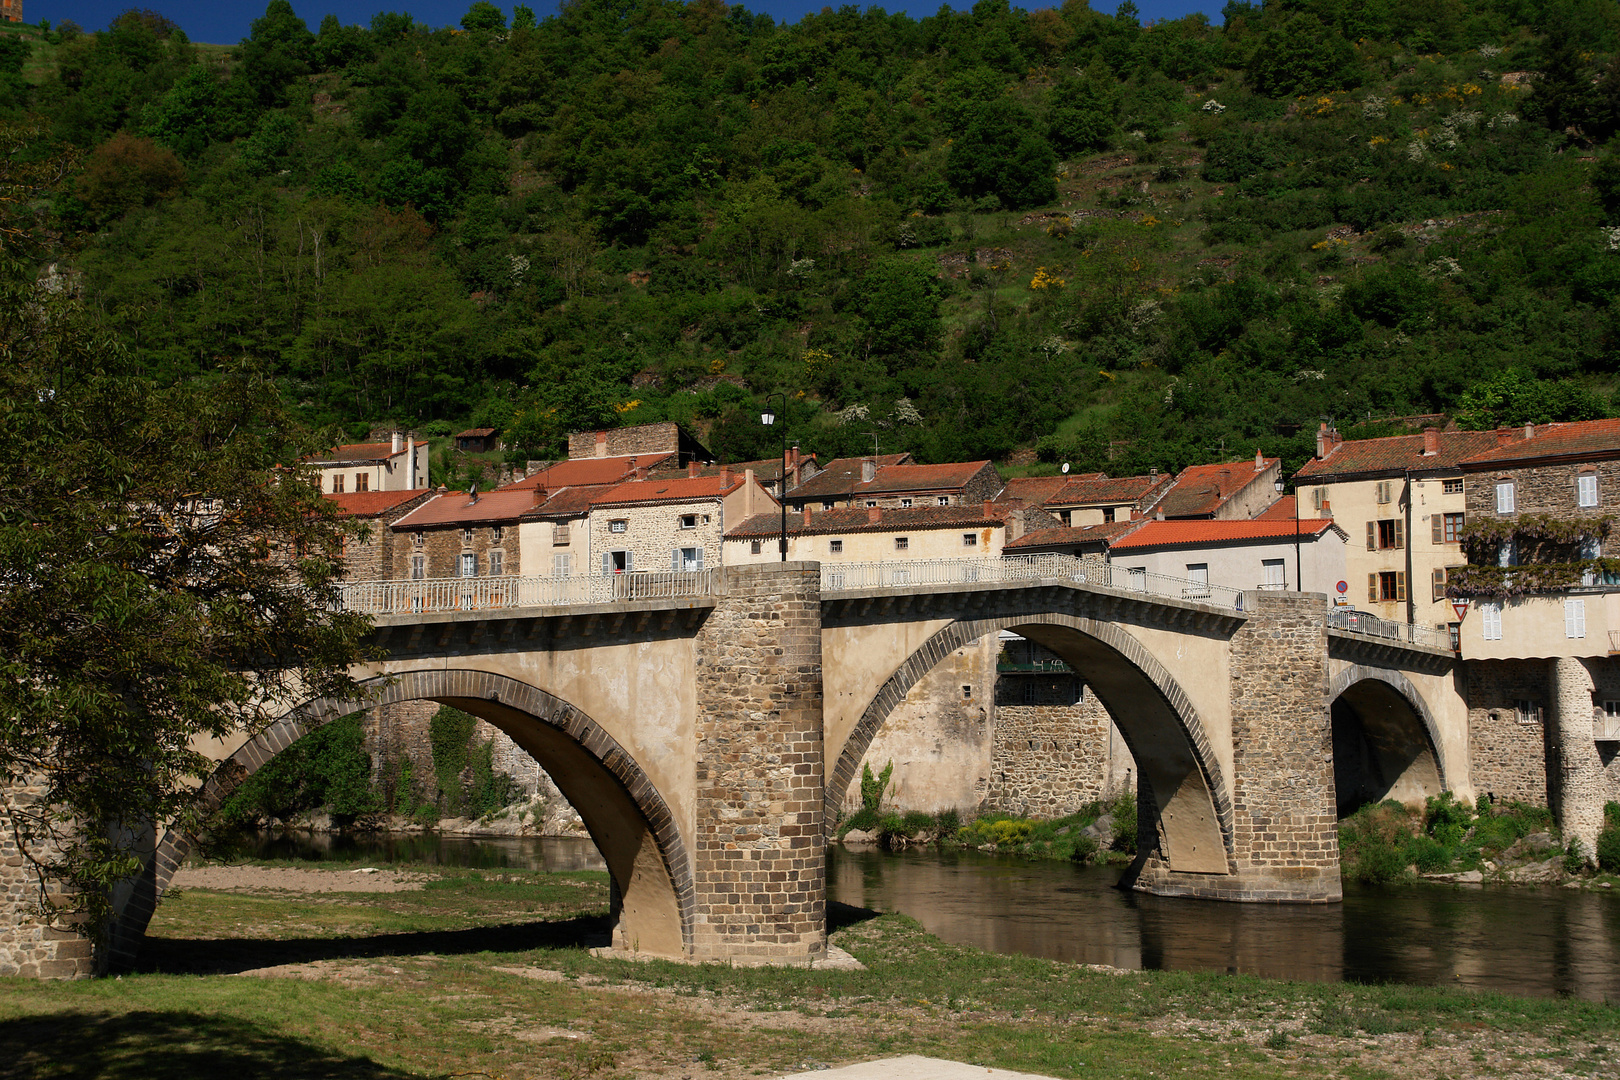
[829,846,1620,1002]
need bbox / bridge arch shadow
[109,669,691,970]
[1328,667,1446,817]
[830,613,1234,876]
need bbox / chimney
[1150,466,1158,478]
[1316,422,1343,460]
[1254,448,1264,472]
[720,465,732,487]
[1423,427,1440,456]
[1321,498,1332,518]
[1523,423,1534,440]
[688,461,700,478]
[803,504,813,526]
[867,505,881,524]
[787,444,799,473]
[861,457,876,483]
[983,500,995,519]
[595,431,608,458]
[633,466,648,481]
[1495,426,1513,446]
[392,431,403,454]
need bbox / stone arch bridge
[104,559,1459,971]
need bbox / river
[228,831,1620,1002]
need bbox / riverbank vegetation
[5,4,1620,478]
[3,860,1614,1080]
[840,792,1138,865]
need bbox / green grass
[2,864,1614,1079]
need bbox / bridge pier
[1131,591,1343,902]
[688,562,827,961]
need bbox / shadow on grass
[0,1011,419,1079]
[138,914,613,975]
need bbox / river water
[231,831,1620,1002]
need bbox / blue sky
[29,1,1222,45]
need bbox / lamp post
[1275,478,1300,591]
[760,394,788,562]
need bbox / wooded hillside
[3,0,1618,476]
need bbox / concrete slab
[775,1056,1062,1080]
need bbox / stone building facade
[1463,658,1551,804]
[388,489,532,579]
[587,471,774,575]
[0,775,93,979]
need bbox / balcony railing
[333,570,717,615]
[1609,629,1620,655]
[1327,607,1452,650]
[997,659,1076,673]
[1595,714,1620,742]
[820,553,1246,609]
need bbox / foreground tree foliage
[0,257,373,941]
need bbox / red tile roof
[1000,475,1086,505]
[307,441,409,464]
[1458,418,1620,468]
[591,474,750,507]
[1155,458,1277,518]
[522,485,610,518]
[500,453,675,491]
[391,489,544,529]
[727,505,1007,538]
[324,490,430,518]
[782,454,914,499]
[455,427,497,438]
[654,456,814,483]
[1254,494,1297,521]
[1003,521,1144,550]
[1295,430,1499,479]
[1108,518,1338,550]
[1046,474,1170,506]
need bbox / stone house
[656,447,820,500]
[587,469,776,574]
[782,455,1001,512]
[1153,452,1282,520]
[388,488,539,580]
[1294,423,1498,635]
[305,431,428,494]
[567,420,712,467]
[454,427,498,453]
[325,489,436,581]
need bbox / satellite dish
[1061,462,1070,474]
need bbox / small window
[1566,596,1586,639]
[894,537,909,551]
[490,550,504,576]
[1023,682,1037,704]
[1578,472,1599,508]
[829,539,843,553]
[461,527,473,544]
[1432,566,1461,602]
[355,473,369,492]
[680,514,697,529]
[411,554,425,580]
[961,685,972,699]
[459,553,477,578]
[1517,699,1539,724]
[1437,512,1464,544]
[963,533,977,547]
[609,519,628,533]
[900,498,913,508]
[412,531,424,548]
[866,500,878,508]
[823,501,835,510]
[676,547,704,572]
[1102,507,1115,522]
[1495,481,1516,514]
[492,526,503,543]
[1368,518,1404,550]
[1375,480,1393,504]
[1447,622,1461,651]
[1312,486,1327,509]
[1480,601,1502,640]
[1262,559,1286,589]
[1369,571,1406,602]
[553,553,573,576]
[1443,478,1464,495]
[937,496,950,506]
[750,539,762,554]
[331,474,345,493]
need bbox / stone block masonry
[989,679,1132,816]
[690,562,825,961]
[0,775,96,979]
[1464,658,1550,804]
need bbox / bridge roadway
[105,556,1461,971]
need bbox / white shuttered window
[1566,597,1587,639]
[1480,601,1502,641]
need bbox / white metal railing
[333,570,717,615]
[1326,606,1452,650]
[819,554,1245,609]
[1595,714,1620,742]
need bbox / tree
[461,2,508,32]
[945,99,1057,210]
[0,263,373,948]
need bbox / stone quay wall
[0,775,95,979]
[1463,658,1550,804]
[690,562,825,961]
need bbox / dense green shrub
[427,705,523,818]
[216,712,381,827]
[1598,802,1620,872]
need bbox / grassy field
[1,862,1616,1079]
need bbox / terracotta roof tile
[782,454,916,499]
[1046,474,1170,506]
[1459,418,1620,467]
[391,490,543,529]
[1254,494,1297,521]
[591,474,749,507]
[324,490,430,518]
[455,427,497,438]
[500,453,675,490]
[1003,521,1143,550]
[522,485,610,518]
[726,505,1006,539]
[1108,518,1337,550]
[999,476,1083,505]
[1295,430,1499,479]
[1154,459,1277,518]
[307,441,409,464]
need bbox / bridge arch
[829,612,1233,875]
[1327,665,1447,816]
[109,668,692,970]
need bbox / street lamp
[761,394,788,562]
[1275,478,1300,591]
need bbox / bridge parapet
[334,569,716,615]
[821,553,1246,609]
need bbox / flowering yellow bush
[1369,135,1389,147]
[1029,266,1066,290]
[612,399,641,414]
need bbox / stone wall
[388,520,519,580]
[1582,657,1620,798]
[589,500,723,574]
[1463,457,1620,553]
[0,776,95,979]
[988,677,1132,816]
[1463,658,1550,804]
[690,562,825,961]
[340,495,434,581]
[569,422,681,460]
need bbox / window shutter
[1432,514,1443,544]
[1366,522,1376,550]
[1395,572,1407,602]
[1566,597,1587,638]
[1394,519,1404,549]
[695,548,705,571]
[1432,567,1446,601]
[672,548,682,572]
[625,551,634,573]
[1368,573,1378,602]
[601,552,612,575]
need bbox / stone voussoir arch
[827,610,1235,853]
[109,668,693,970]
[1327,665,1449,791]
